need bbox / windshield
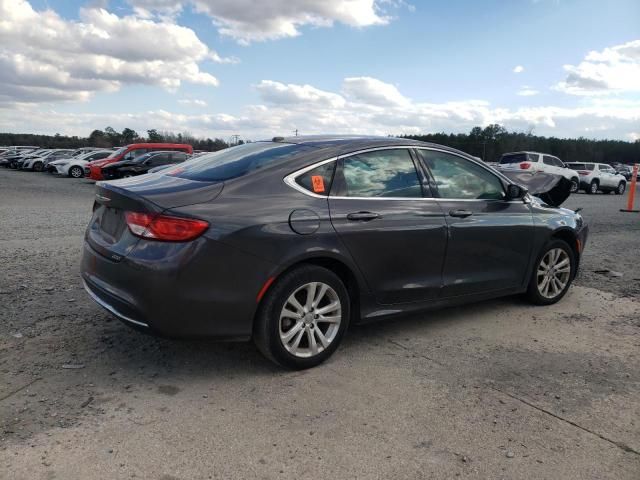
[500,153,528,164]
[107,146,127,159]
[169,142,307,182]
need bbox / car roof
[263,135,472,159]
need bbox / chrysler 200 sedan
[81,136,588,369]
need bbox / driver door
[416,149,535,297]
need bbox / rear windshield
[567,162,595,170]
[567,163,594,170]
[169,142,306,182]
[500,153,528,164]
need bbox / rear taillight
[519,162,531,169]
[125,212,209,242]
[577,170,590,175]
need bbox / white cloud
[178,99,208,107]
[255,80,346,108]
[0,0,225,105]
[342,77,409,107]
[3,77,638,140]
[554,39,640,95]
[513,65,524,73]
[517,86,540,96]
[127,0,392,43]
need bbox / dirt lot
[1,168,639,479]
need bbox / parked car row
[1,143,198,180]
[495,151,629,195]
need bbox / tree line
[402,124,640,165]
[0,127,235,152]
[1,125,639,164]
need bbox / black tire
[69,166,84,178]
[569,177,579,193]
[33,161,43,172]
[586,180,598,194]
[526,239,576,306]
[253,265,350,369]
[615,182,626,195]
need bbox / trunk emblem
[96,194,111,202]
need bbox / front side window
[419,150,505,200]
[543,155,556,166]
[334,149,422,198]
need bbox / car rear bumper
[80,236,276,339]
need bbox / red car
[86,143,193,180]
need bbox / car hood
[501,171,571,207]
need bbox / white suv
[498,152,581,193]
[565,162,627,195]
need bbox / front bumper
[80,236,276,339]
[88,165,104,180]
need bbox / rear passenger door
[328,148,448,304]
[417,149,534,297]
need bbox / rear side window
[543,155,555,165]
[170,142,307,182]
[333,149,422,198]
[296,162,336,196]
[500,153,527,164]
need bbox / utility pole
[230,134,240,146]
[293,129,298,137]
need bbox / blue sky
[2,0,639,140]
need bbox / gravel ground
[1,168,639,479]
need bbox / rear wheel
[615,182,626,195]
[587,180,599,194]
[526,239,575,305]
[33,161,43,172]
[570,177,579,193]
[253,265,350,369]
[69,166,83,178]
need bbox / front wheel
[526,239,575,305]
[33,161,43,172]
[615,182,626,195]
[587,180,598,194]
[253,265,350,369]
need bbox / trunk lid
[86,174,223,260]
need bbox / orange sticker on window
[311,175,325,193]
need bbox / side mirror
[507,184,527,200]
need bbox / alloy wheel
[570,180,578,193]
[536,248,571,299]
[590,182,598,194]
[70,167,83,178]
[279,282,342,358]
[618,183,626,194]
